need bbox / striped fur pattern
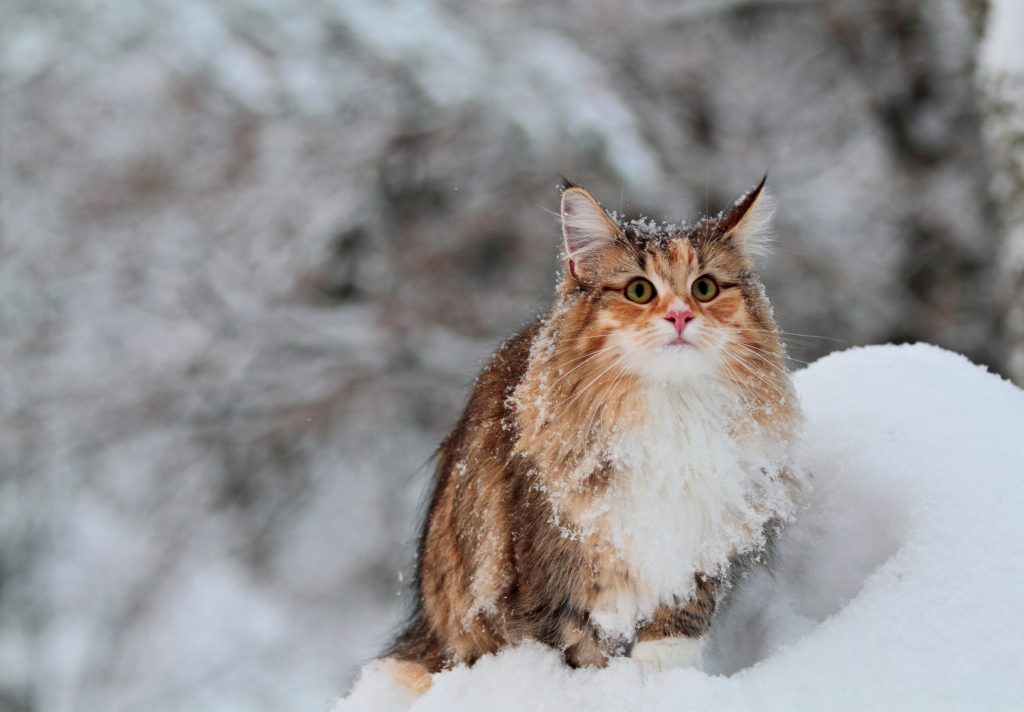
[384,179,803,687]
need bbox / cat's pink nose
[664,309,695,335]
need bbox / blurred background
[2,0,1022,710]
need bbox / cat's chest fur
[575,385,782,639]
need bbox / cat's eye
[691,276,719,303]
[624,278,656,304]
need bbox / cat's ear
[561,187,620,279]
[718,175,775,262]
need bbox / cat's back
[409,320,542,664]
[423,317,543,555]
[437,319,541,463]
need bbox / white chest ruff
[581,387,794,639]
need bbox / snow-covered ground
[339,344,1024,712]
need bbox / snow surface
[337,344,1024,711]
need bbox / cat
[378,178,804,694]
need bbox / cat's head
[557,178,781,386]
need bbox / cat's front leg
[631,576,717,672]
[561,615,621,668]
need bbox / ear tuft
[561,187,619,277]
[558,175,580,192]
[719,176,775,262]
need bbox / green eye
[691,276,719,303]
[624,278,656,304]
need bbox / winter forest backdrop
[2,0,1023,710]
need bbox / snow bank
[336,344,1024,711]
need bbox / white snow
[336,343,1024,712]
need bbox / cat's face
[559,181,780,385]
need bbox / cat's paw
[336,658,427,712]
[630,636,704,673]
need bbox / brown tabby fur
[384,179,800,689]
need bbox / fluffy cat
[379,178,803,693]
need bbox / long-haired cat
[379,178,803,693]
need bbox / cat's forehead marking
[656,239,694,295]
[626,234,696,296]
[616,213,741,293]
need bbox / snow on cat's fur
[374,179,803,693]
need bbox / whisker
[725,343,790,375]
[547,345,622,393]
[732,326,846,343]
[727,354,790,381]
[554,352,629,417]
[718,326,822,351]
[557,333,617,344]
[714,353,759,406]
[724,349,788,399]
[735,361,788,401]
[556,342,620,368]
[581,351,638,442]
[727,339,810,368]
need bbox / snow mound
[336,344,1024,711]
